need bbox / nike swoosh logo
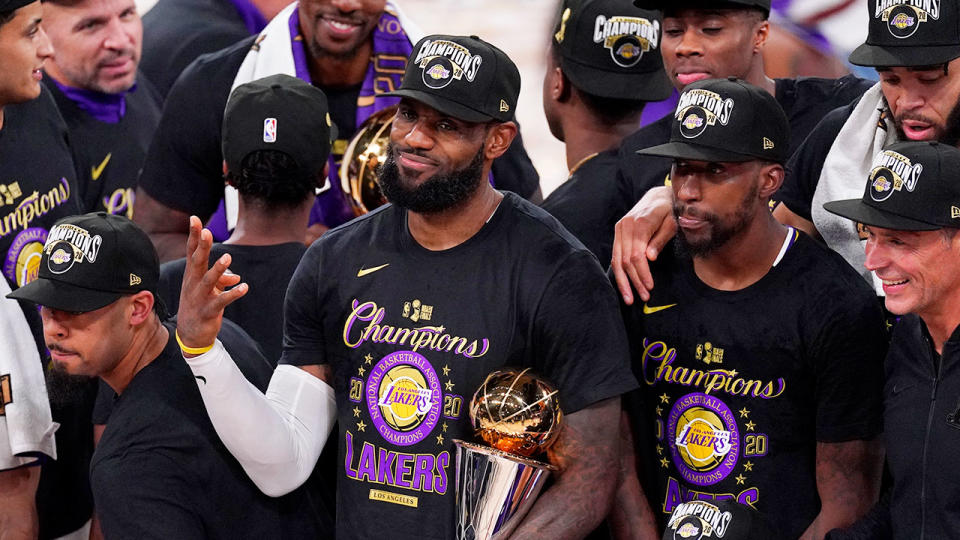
[195,375,206,385]
[91,153,112,181]
[643,303,677,315]
[357,263,389,277]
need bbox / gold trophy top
[468,368,563,458]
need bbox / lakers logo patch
[876,1,940,39]
[366,350,442,446]
[675,89,735,139]
[414,39,483,90]
[0,374,11,416]
[869,149,923,202]
[593,15,660,68]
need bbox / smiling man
[134,0,540,262]
[823,141,960,539]
[614,78,888,539]
[174,34,638,540]
[41,0,162,219]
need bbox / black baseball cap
[824,141,960,231]
[848,0,960,67]
[222,74,336,180]
[633,0,770,16]
[637,77,789,163]
[7,213,160,312]
[384,34,520,123]
[552,0,672,101]
[661,500,773,540]
[0,0,36,12]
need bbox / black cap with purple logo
[848,0,960,67]
[385,34,520,123]
[7,212,159,312]
[825,141,960,231]
[553,0,672,101]
[661,499,774,540]
[636,77,790,163]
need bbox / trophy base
[453,439,558,540]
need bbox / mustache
[47,343,77,355]
[673,202,716,222]
[894,112,937,126]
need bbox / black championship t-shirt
[43,74,162,217]
[540,151,629,265]
[616,75,874,203]
[621,231,887,538]
[140,0,251,98]
[280,191,637,539]
[138,37,542,229]
[159,242,307,363]
[91,323,324,539]
[0,88,82,293]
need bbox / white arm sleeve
[183,341,336,497]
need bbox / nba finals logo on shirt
[667,393,740,486]
[666,501,733,539]
[263,118,277,143]
[43,223,102,275]
[414,39,483,90]
[876,0,940,39]
[869,149,923,202]
[593,15,660,68]
[675,89,735,139]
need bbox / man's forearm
[508,398,621,540]
[610,411,659,540]
[801,440,884,540]
[0,465,40,540]
[185,342,336,496]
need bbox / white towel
[811,82,896,295]
[0,279,57,469]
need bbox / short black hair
[0,9,17,27]
[664,6,768,22]
[224,150,320,211]
[548,43,647,123]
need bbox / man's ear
[758,163,784,199]
[222,161,232,187]
[547,66,570,103]
[128,291,156,326]
[484,122,519,161]
[753,20,770,54]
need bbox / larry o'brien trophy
[338,105,394,216]
[453,368,563,540]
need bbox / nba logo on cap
[263,118,277,143]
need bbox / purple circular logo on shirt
[667,392,740,486]
[3,228,47,287]
[366,350,442,446]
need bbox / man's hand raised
[611,186,676,305]
[176,216,248,357]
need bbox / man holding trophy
[174,34,641,539]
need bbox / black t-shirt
[159,242,307,363]
[138,37,541,230]
[91,322,324,538]
[43,74,162,217]
[140,0,251,99]
[280,191,637,539]
[777,102,856,222]
[540,152,629,265]
[621,232,887,537]
[616,75,874,203]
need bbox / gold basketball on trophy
[468,368,563,458]
[338,105,395,216]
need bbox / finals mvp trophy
[453,368,563,540]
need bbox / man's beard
[673,182,758,258]
[894,97,960,146]
[377,143,485,214]
[44,360,97,410]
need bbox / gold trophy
[454,368,563,540]
[338,106,395,216]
